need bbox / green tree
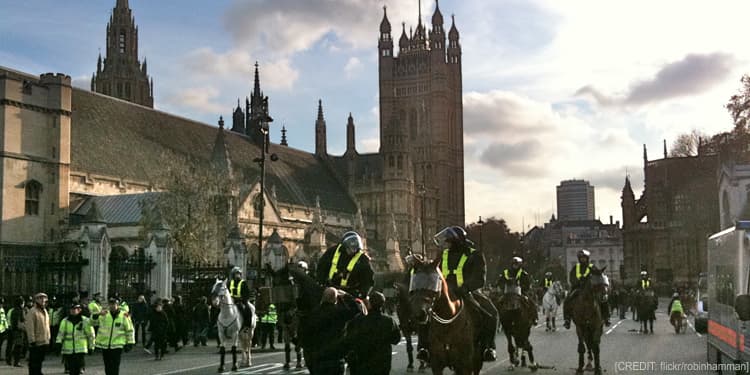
[466,217,521,283]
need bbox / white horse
[211,279,256,372]
[542,281,564,331]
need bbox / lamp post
[478,216,484,251]
[418,184,427,256]
[252,109,276,270]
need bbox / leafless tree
[669,129,706,157]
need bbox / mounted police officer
[433,226,498,362]
[498,256,538,325]
[316,231,374,300]
[542,272,554,292]
[639,270,652,291]
[228,267,253,328]
[563,249,610,329]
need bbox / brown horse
[395,282,428,372]
[490,285,537,371]
[570,266,607,375]
[408,258,482,375]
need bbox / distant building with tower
[556,179,595,221]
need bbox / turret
[399,23,409,54]
[379,6,393,58]
[621,176,636,229]
[280,126,288,146]
[231,99,245,134]
[315,100,327,158]
[448,14,461,64]
[345,113,356,156]
[430,0,445,51]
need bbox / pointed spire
[91,73,96,91]
[212,116,231,176]
[399,22,409,49]
[449,14,459,40]
[142,57,147,74]
[116,0,129,9]
[663,139,668,158]
[281,125,288,146]
[317,99,324,122]
[380,5,391,33]
[253,62,261,97]
[418,0,422,25]
[346,113,356,155]
[643,144,648,164]
[97,53,102,73]
[432,0,443,26]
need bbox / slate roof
[72,192,161,226]
[69,88,357,214]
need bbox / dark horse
[570,266,608,375]
[637,289,657,334]
[408,258,482,375]
[269,263,365,370]
[395,282,428,372]
[263,264,305,370]
[490,284,537,371]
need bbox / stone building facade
[621,145,720,290]
[1,1,467,298]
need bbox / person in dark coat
[191,297,209,346]
[316,232,374,300]
[301,288,350,375]
[343,292,400,375]
[132,295,149,346]
[162,299,180,352]
[7,296,26,367]
[148,301,169,360]
[172,296,189,346]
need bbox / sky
[2,0,749,232]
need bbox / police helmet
[231,266,242,277]
[640,270,648,276]
[511,256,523,268]
[545,271,552,277]
[342,231,364,254]
[297,260,309,270]
[577,249,591,260]
[433,226,467,249]
[673,292,679,298]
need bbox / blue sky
[3,0,749,231]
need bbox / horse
[210,279,256,372]
[395,282,428,372]
[492,283,537,371]
[263,264,305,370]
[542,281,564,332]
[408,257,482,375]
[637,289,657,334]
[569,266,608,375]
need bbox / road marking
[605,319,625,335]
[686,318,702,337]
[151,351,284,375]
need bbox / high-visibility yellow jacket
[89,301,101,327]
[57,316,95,354]
[95,311,134,349]
[261,304,277,324]
[0,307,7,333]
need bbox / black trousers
[65,353,85,375]
[28,344,48,375]
[152,334,167,357]
[102,348,123,375]
[134,322,147,345]
[0,330,7,360]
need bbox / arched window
[119,31,126,53]
[25,180,42,216]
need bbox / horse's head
[211,278,230,306]
[588,266,609,302]
[407,257,444,324]
[553,280,564,296]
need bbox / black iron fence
[109,248,155,302]
[172,259,232,304]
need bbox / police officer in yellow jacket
[433,226,498,362]
[316,231,375,300]
[563,249,610,328]
[259,304,277,350]
[95,297,135,375]
[57,303,95,375]
[228,267,253,328]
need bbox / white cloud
[71,74,90,90]
[164,87,224,114]
[344,57,363,79]
[183,48,299,91]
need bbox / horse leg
[524,335,537,370]
[650,318,654,333]
[218,346,225,373]
[586,347,593,370]
[505,331,518,366]
[576,342,585,375]
[295,343,302,369]
[283,330,291,370]
[593,341,602,375]
[404,329,414,372]
[231,346,238,371]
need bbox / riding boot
[563,289,577,329]
[601,301,611,326]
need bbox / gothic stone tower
[378,1,465,247]
[91,0,154,107]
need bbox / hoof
[283,363,290,370]
[595,369,602,375]
[231,365,238,371]
[585,363,594,370]
[218,366,224,373]
[407,367,414,373]
[507,365,516,371]
[296,364,303,370]
[529,363,539,372]
[576,370,584,375]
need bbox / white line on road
[605,319,625,335]
[151,351,284,375]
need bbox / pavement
[2,302,709,374]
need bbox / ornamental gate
[108,247,155,303]
[172,259,232,304]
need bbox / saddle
[499,284,524,312]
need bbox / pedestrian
[25,292,50,375]
[173,295,189,346]
[132,295,149,346]
[48,296,63,354]
[343,291,401,375]
[0,297,8,362]
[6,296,26,367]
[56,303,95,375]
[162,298,180,352]
[191,297,209,347]
[95,297,135,375]
[301,287,350,375]
[88,293,102,335]
[148,301,169,360]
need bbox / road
[4,305,709,374]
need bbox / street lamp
[417,184,427,256]
[478,216,485,251]
[252,107,276,270]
